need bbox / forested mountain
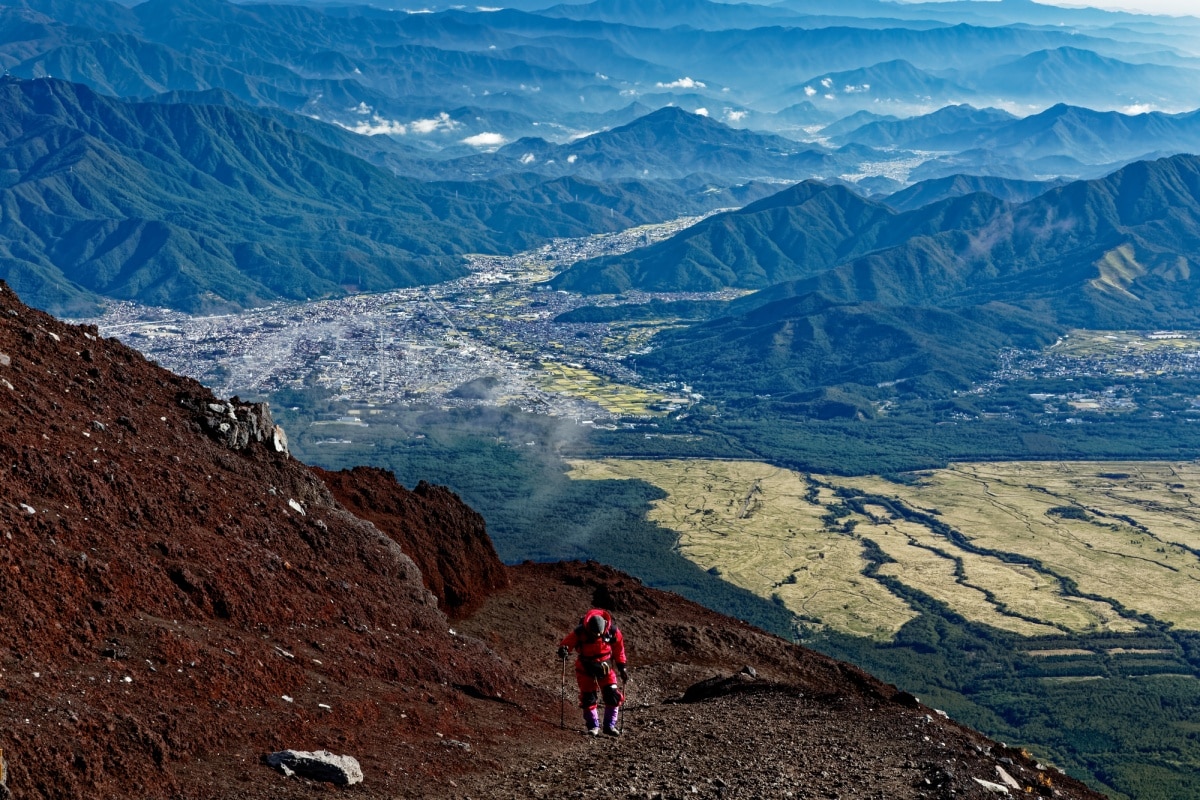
[883,174,1065,211]
[552,152,1200,405]
[635,293,1057,402]
[0,77,771,314]
[551,180,1011,293]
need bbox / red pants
[575,661,622,709]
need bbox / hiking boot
[603,725,620,737]
[587,726,600,736]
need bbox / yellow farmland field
[566,458,1200,640]
[842,462,1200,631]
[538,362,666,416]
[567,459,916,639]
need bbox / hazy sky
[1037,0,1198,14]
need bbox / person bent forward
[557,608,628,736]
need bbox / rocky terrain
[0,279,1107,799]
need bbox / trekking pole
[621,673,632,733]
[560,654,567,730]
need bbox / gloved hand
[557,645,569,660]
[618,664,629,682]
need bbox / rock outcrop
[180,395,290,455]
[315,466,509,618]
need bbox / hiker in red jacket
[557,608,628,736]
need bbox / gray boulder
[265,749,363,786]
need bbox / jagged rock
[180,395,289,456]
[995,765,1021,789]
[973,777,1011,795]
[0,352,10,367]
[264,750,363,786]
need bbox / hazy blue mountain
[775,0,1200,28]
[0,78,771,315]
[965,104,1200,163]
[775,60,972,113]
[884,175,1066,212]
[540,0,806,28]
[7,0,1198,158]
[431,106,840,182]
[959,47,1200,112]
[904,150,1130,183]
[835,102,1200,172]
[628,154,1200,402]
[830,105,1016,148]
[819,110,900,138]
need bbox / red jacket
[560,609,626,667]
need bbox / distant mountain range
[6,0,1200,144]
[563,154,1200,328]
[561,154,1200,399]
[427,107,889,183]
[0,77,774,315]
[829,102,1200,181]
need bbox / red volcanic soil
[0,281,1105,800]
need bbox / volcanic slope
[0,279,1106,799]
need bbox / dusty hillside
[0,280,1105,800]
[0,280,536,799]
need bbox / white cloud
[620,89,639,97]
[477,6,502,10]
[596,73,609,80]
[695,107,709,117]
[520,152,536,164]
[404,8,433,13]
[820,77,834,89]
[409,112,458,134]
[824,93,835,100]
[656,77,706,89]
[352,102,371,115]
[339,117,408,136]
[804,86,817,97]
[567,154,578,164]
[462,132,507,148]
[724,109,747,122]
[1122,103,1156,114]
[843,84,870,94]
